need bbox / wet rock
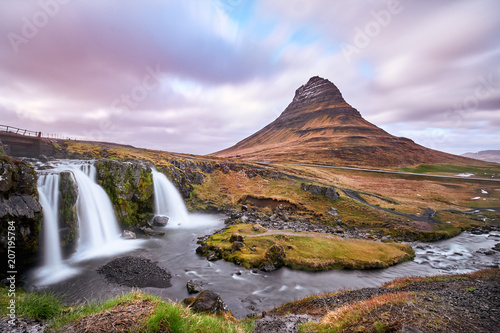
[98,256,172,288]
[493,243,500,252]
[477,248,496,255]
[207,251,221,261]
[261,243,286,271]
[183,290,229,314]
[138,226,165,237]
[152,215,169,227]
[0,317,45,333]
[122,230,136,239]
[259,262,276,272]
[187,279,204,294]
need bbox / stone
[264,243,286,268]
[122,230,136,239]
[152,215,169,227]
[138,226,165,237]
[182,290,229,314]
[327,207,338,216]
[259,262,276,272]
[231,241,244,252]
[186,280,204,294]
[325,187,339,200]
[229,232,244,242]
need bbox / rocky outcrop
[182,290,229,314]
[58,171,78,256]
[94,160,154,230]
[301,183,339,201]
[0,154,42,278]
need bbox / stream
[27,215,500,318]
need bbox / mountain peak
[213,76,473,168]
[292,76,346,105]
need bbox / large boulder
[183,290,229,314]
[301,183,339,201]
[152,215,169,227]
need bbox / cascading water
[33,160,143,284]
[71,164,122,256]
[151,168,189,226]
[35,172,77,284]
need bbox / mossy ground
[0,288,253,333]
[201,224,415,270]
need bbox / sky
[0,0,499,156]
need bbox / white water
[151,168,190,227]
[33,161,143,285]
[35,174,77,284]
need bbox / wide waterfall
[151,168,189,226]
[34,161,142,285]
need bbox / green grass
[202,224,415,270]
[397,164,500,178]
[1,288,253,332]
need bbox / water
[151,168,189,226]
[33,161,143,285]
[35,222,500,318]
[30,160,500,316]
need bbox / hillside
[214,76,481,168]
[462,150,500,163]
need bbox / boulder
[122,230,136,239]
[261,243,286,271]
[325,187,339,201]
[186,280,204,294]
[152,215,169,227]
[182,290,229,314]
[138,226,165,237]
[231,241,244,252]
[229,232,244,242]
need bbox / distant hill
[462,150,500,163]
[213,76,480,168]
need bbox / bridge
[0,124,53,157]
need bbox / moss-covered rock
[58,171,78,257]
[0,155,42,278]
[94,160,154,230]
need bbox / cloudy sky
[1,0,499,155]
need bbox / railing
[0,124,41,137]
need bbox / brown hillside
[213,76,480,168]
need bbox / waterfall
[37,173,63,269]
[151,168,189,226]
[35,173,77,284]
[33,160,143,284]
[70,164,123,258]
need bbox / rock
[186,280,204,294]
[400,324,424,333]
[259,262,276,272]
[182,290,229,314]
[325,187,339,200]
[152,215,169,227]
[38,154,48,163]
[252,224,261,231]
[241,204,248,211]
[207,251,220,261]
[253,315,316,333]
[231,241,244,252]
[262,243,286,270]
[122,230,136,239]
[138,226,165,237]
[493,243,500,252]
[229,232,244,242]
[97,256,172,288]
[327,207,338,216]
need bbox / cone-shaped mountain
[214,76,477,168]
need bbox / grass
[300,292,416,332]
[201,224,415,270]
[397,163,500,178]
[1,288,253,332]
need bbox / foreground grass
[0,288,253,332]
[200,224,415,270]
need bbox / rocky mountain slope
[214,76,480,168]
[462,150,500,163]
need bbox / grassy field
[200,224,415,270]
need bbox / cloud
[0,0,498,155]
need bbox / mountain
[462,150,500,163]
[213,76,479,168]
